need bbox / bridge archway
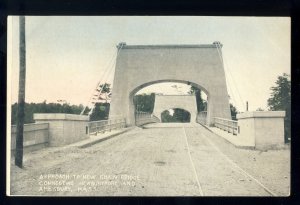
[161,108,191,123]
[109,43,231,126]
[152,94,198,122]
[129,80,208,125]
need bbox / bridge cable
[214,43,239,110]
[80,51,117,115]
[80,43,124,115]
[216,42,246,111]
[215,42,240,109]
[89,47,121,115]
[215,42,246,111]
[87,43,125,115]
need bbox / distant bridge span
[152,94,197,122]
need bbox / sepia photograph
[7,16,291,196]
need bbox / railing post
[213,117,238,136]
[227,120,229,132]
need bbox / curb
[201,124,255,150]
[78,127,134,148]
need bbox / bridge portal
[153,95,197,122]
[109,42,231,126]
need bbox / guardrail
[135,111,160,126]
[213,117,238,135]
[88,118,126,135]
[196,111,207,125]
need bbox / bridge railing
[88,118,126,135]
[135,111,160,126]
[196,111,207,125]
[213,117,238,135]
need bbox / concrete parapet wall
[34,113,89,146]
[237,111,285,149]
[11,123,49,153]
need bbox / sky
[7,16,290,112]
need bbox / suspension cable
[215,42,246,111]
[80,51,117,115]
[85,43,125,115]
[87,50,118,115]
[80,43,124,115]
[215,42,236,105]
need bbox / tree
[267,73,291,142]
[133,93,155,113]
[161,110,174,122]
[188,86,206,112]
[81,83,111,115]
[11,102,89,125]
[230,103,238,120]
[89,103,110,121]
[98,83,112,103]
[173,108,191,122]
[98,83,111,94]
[161,108,191,123]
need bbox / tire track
[182,126,204,196]
[189,124,277,196]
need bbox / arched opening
[161,108,191,123]
[129,80,209,125]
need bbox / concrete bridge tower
[109,42,231,126]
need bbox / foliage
[161,108,191,123]
[89,103,110,121]
[98,83,111,94]
[133,85,207,115]
[95,83,112,103]
[161,110,174,122]
[173,108,191,122]
[11,101,89,125]
[230,103,238,120]
[100,83,111,102]
[267,73,291,142]
[133,93,155,113]
[188,86,206,112]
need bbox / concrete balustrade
[207,111,286,149]
[135,112,160,126]
[11,123,49,153]
[34,113,89,146]
[88,118,126,135]
[214,117,238,135]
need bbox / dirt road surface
[10,123,290,196]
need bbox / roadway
[10,123,290,196]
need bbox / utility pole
[246,101,249,111]
[15,16,26,168]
